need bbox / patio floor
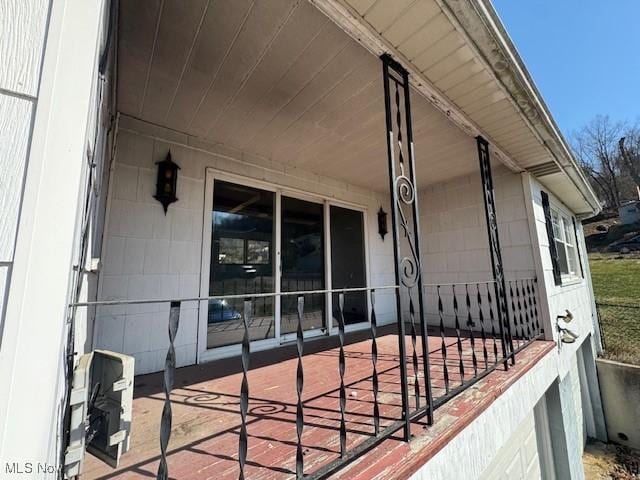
[82,327,554,479]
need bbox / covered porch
[83,326,553,479]
[78,0,551,478]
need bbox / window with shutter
[541,191,562,285]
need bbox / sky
[491,0,639,138]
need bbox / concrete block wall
[570,354,585,447]
[418,161,536,328]
[420,161,536,285]
[412,341,559,480]
[96,116,600,381]
[95,115,396,374]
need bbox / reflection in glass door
[204,177,370,352]
[280,196,325,337]
[207,180,275,349]
[330,206,367,326]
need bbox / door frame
[198,170,281,363]
[279,190,327,343]
[197,168,371,363]
[325,200,372,336]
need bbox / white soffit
[116,0,598,212]
[322,0,599,214]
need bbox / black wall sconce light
[154,151,180,214]
[377,207,388,240]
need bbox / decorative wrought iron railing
[424,281,508,406]
[505,278,544,355]
[70,277,542,479]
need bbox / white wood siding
[0,0,50,332]
[0,94,32,260]
[0,0,50,96]
[0,0,109,469]
[524,175,597,356]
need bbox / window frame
[550,208,581,282]
[541,190,584,286]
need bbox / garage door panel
[505,454,525,478]
[480,413,542,480]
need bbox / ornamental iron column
[476,136,514,367]
[381,54,434,440]
[158,301,181,480]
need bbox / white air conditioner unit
[64,350,134,478]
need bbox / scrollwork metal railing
[70,274,542,479]
[505,278,544,354]
[426,281,506,406]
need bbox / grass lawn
[589,253,640,365]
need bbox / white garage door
[479,412,542,480]
[571,356,586,448]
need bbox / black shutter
[572,217,585,278]
[541,191,562,286]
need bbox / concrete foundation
[596,358,640,449]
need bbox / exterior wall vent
[526,161,562,177]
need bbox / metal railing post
[369,290,380,436]
[477,136,514,367]
[382,54,411,441]
[401,65,434,425]
[238,299,252,480]
[157,301,180,480]
[295,296,305,479]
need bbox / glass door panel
[207,180,275,349]
[281,196,325,336]
[330,206,367,326]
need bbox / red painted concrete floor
[82,329,554,479]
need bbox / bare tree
[572,116,637,209]
[619,124,640,194]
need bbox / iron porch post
[382,53,433,436]
[382,54,411,441]
[476,136,514,367]
[401,66,433,425]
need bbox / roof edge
[439,0,601,215]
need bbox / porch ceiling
[314,0,600,214]
[340,0,551,169]
[117,0,479,192]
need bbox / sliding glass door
[280,196,326,338]
[203,173,369,354]
[207,180,275,349]
[330,206,368,326]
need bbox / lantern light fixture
[153,151,180,214]
[377,207,388,240]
